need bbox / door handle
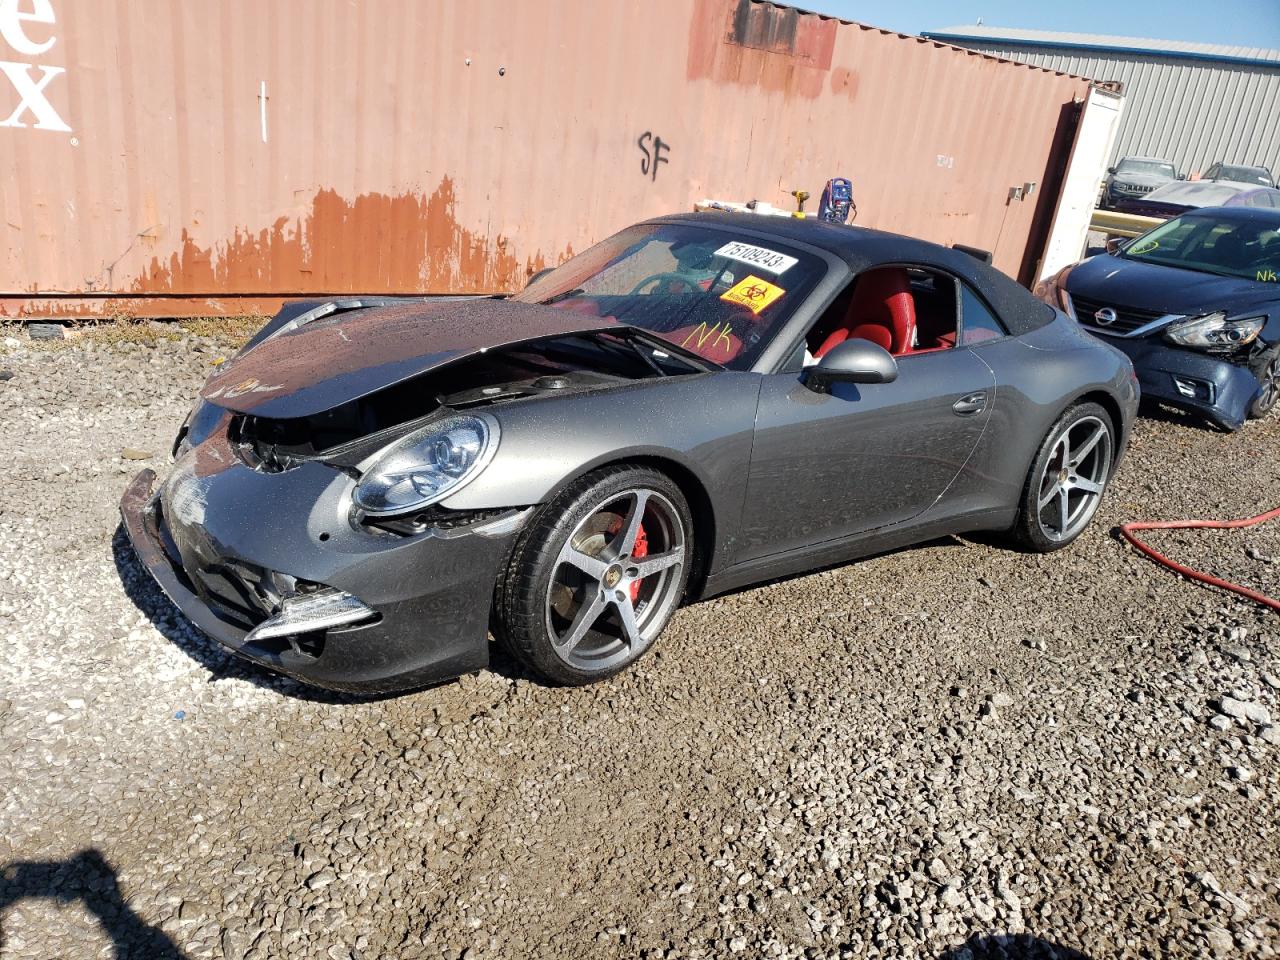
[952,392,987,416]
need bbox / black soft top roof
[650,211,1055,336]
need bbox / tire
[1248,346,1280,420]
[494,465,693,686]
[1010,402,1115,553]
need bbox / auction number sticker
[720,275,786,314]
[714,241,798,275]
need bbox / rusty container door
[0,0,1094,318]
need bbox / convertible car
[121,213,1138,692]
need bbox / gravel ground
[1,329,1278,960]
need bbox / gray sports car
[120,213,1139,692]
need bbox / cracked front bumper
[1085,334,1263,431]
[120,464,522,694]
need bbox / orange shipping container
[0,0,1100,318]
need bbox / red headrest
[847,268,916,355]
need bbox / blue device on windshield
[818,178,855,224]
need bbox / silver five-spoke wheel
[496,465,694,685]
[1034,414,1112,543]
[546,488,686,672]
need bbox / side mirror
[1105,236,1129,255]
[525,267,554,288]
[1107,166,1117,175]
[803,338,898,393]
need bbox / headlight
[1058,287,1076,320]
[173,399,227,458]
[185,401,226,448]
[1032,266,1075,318]
[1164,312,1264,351]
[352,414,498,516]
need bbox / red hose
[1118,506,1280,613]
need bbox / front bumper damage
[1084,334,1265,431]
[119,438,527,693]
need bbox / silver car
[121,213,1139,692]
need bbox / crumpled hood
[1067,255,1280,319]
[202,298,620,418]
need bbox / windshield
[1118,159,1175,178]
[1122,211,1280,282]
[514,223,826,369]
[1216,165,1274,187]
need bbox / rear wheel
[1011,402,1114,552]
[494,466,692,685]
[1248,347,1280,419]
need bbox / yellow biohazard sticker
[720,275,786,314]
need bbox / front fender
[440,371,763,569]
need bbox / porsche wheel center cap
[603,565,623,589]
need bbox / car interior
[801,266,998,365]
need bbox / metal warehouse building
[924,25,1280,179]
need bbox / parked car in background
[1038,206,1280,431]
[1202,162,1275,188]
[1102,156,1178,210]
[121,213,1138,693]
[1116,180,1280,219]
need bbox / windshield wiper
[1120,255,1247,280]
[623,337,668,376]
[541,288,584,306]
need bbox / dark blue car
[1038,206,1280,430]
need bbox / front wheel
[1248,347,1280,420]
[1010,402,1115,552]
[494,466,692,685]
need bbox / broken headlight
[173,400,227,458]
[352,414,498,517]
[1032,265,1075,319]
[1164,312,1264,351]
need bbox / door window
[797,265,962,365]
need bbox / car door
[736,326,994,563]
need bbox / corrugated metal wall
[940,42,1280,176]
[0,0,1094,318]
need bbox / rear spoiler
[951,243,993,264]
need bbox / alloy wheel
[1257,355,1280,414]
[1035,415,1113,543]
[544,488,686,672]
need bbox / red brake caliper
[606,518,648,601]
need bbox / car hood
[1067,255,1279,318]
[202,298,622,418]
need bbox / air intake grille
[1072,295,1165,335]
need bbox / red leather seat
[815,268,916,358]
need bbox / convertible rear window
[514,223,826,369]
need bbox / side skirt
[698,507,1016,600]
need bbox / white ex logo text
[0,0,71,132]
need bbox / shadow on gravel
[0,849,185,959]
[1139,399,1225,434]
[111,525,417,705]
[940,934,1093,959]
